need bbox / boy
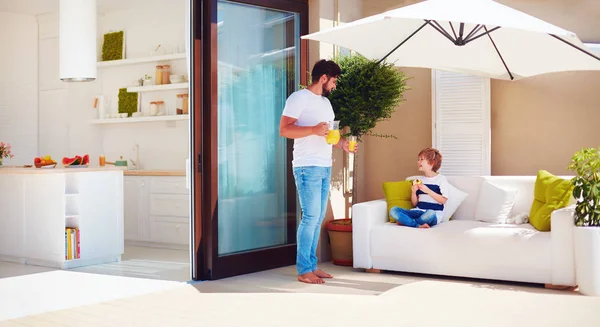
[390,147,449,228]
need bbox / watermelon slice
[82,154,90,165]
[62,157,78,166]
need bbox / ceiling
[0,0,163,16]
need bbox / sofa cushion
[529,170,573,231]
[441,182,468,222]
[382,181,413,223]
[445,176,484,220]
[474,180,518,223]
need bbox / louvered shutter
[432,70,491,176]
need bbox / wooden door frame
[191,0,308,281]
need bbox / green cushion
[529,170,573,231]
[382,181,414,223]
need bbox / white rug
[4,279,600,326]
[0,270,182,321]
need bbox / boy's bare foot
[418,224,430,228]
[297,272,324,284]
[313,269,333,278]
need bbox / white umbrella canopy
[302,0,600,80]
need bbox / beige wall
[357,0,600,201]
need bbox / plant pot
[326,218,353,266]
[574,226,600,296]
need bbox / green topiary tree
[328,54,409,207]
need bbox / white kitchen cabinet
[124,175,189,249]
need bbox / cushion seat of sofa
[370,220,551,283]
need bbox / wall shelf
[97,53,186,68]
[91,115,189,125]
[126,83,189,93]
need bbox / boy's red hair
[418,147,442,172]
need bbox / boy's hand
[412,184,419,193]
[418,184,431,194]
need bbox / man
[279,59,357,284]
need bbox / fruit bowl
[35,162,57,169]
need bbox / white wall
[0,12,38,165]
[37,0,188,170]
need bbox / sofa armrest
[550,205,576,286]
[352,199,388,269]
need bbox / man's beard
[322,85,331,97]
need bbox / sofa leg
[366,269,381,273]
[544,284,576,291]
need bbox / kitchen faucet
[130,143,140,170]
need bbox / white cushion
[442,182,468,222]
[474,180,518,223]
[445,176,484,220]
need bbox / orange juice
[348,140,357,152]
[326,129,340,145]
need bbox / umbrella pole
[549,34,600,62]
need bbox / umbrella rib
[465,26,501,44]
[548,34,600,62]
[449,22,458,40]
[427,20,457,44]
[464,24,483,42]
[376,21,429,65]
[484,26,514,80]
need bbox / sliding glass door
[192,0,308,280]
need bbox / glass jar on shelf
[156,101,166,115]
[149,101,158,116]
[176,93,189,115]
[162,65,171,84]
[155,65,163,85]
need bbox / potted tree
[325,54,408,266]
[568,146,600,295]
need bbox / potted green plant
[567,146,600,295]
[324,54,409,265]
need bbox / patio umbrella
[302,0,600,80]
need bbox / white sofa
[352,176,577,286]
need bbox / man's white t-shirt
[282,89,335,167]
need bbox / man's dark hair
[311,59,342,83]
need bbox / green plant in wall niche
[118,88,137,117]
[102,31,124,61]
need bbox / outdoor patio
[1,263,599,326]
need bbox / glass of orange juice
[326,120,341,145]
[348,135,357,152]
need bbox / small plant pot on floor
[326,218,353,266]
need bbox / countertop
[0,167,185,176]
[124,170,185,176]
[0,166,126,174]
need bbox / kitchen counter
[0,166,126,174]
[0,168,124,269]
[124,170,185,176]
[0,167,185,176]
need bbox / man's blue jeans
[293,166,331,276]
[390,207,438,228]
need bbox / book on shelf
[65,227,80,260]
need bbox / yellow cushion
[529,170,573,231]
[382,181,414,223]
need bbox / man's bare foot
[297,272,324,284]
[313,269,333,279]
[418,224,430,228]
